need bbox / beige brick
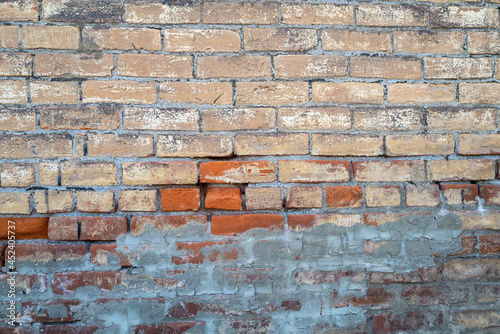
[197,56,272,78]
[236,81,309,106]
[117,54,192,78]
[428,160,495,181]
[122,161,198,185]
[202,108,275,131]
[34,53,114,77]
[443,185,478,206]
[123,107,199,131]
[159,82,232,105]
[157,134,233,158]
[76,190,115,213]
[354,107,423,132]
[200,161,275,184]
[0,52,31,76]
[0,192,30,214]
[40,105,119,130]
[0,163,35,187]
[164,29,240,52]
[118,190,157,212]
[235,133,309,156]
[406,185,440,206]
[456,211,500,230]
[23,26,79,49]
[83,27,161,51]
[41,0,121,23]
[313,82,383,104]
[387,134,455,156]
[425,58,492,79]
[468,32,500,54]
[366,186,401,207]
[312,134,383,156]
[0,26,19,48]
[286,187,322,209]
[30,81,78,104]
[460,83,500,104]
[322,29,391,52]
[430,6,499,28]
[245,187,282,210]
[357,4,427,26]
[82,80,156,104]
[275,55,347,78]
[427,107,495,131]
[61,162,118,186]
[0,1,38,21]
[244,28,317,51]
[452,310,500,329]
[278,160,350,183]
[458,134,500,155]
[34,190,73,214]
[354,160,425,182]
[124,1,201,24]
[0,134,72,159]
[351,56,421,79]
[394,31,463,54]
[0,80,27,104]
[79,133,154,158]
[387,84,456,104]
[0,107,35,131]
[38,162,59,186]
[497,60,500,80]
[278,107,350,131]
[282,4,353,25]
[204,2,278,24]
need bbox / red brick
[211,214,285,236]
[20,299,81,323]
[205,187,242,210]
[52,271,125,295]
[54,245,87,261]
[200,161,275,184]
[478,235,500,254]
[0,217,48,240]
[295,270,366,285]
[373,311,443,334]
[172,241,237,265]
[80,217,127,241]
[326,186,362,208]
[130,215,207,236]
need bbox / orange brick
[313,82,383,104]
[159,82,232,105]
[354,161,425,182]
[386,134,455,156]
[235,133,309,156]
[30,81,78,104]
[22,26,79,49]
[82,80,156,104]
[0,0,38,21]
[245,187,282,210]
[326,186,362,208]
[197,56,271,78]
[117,54,192,78]
[35,53,114,77]
[0,162,35,187]
[282,3,353,25]
[244,28,317,51]
[236,81,309,106]
[366,186,401,208]
[278,107,350,130]
[200,161,275,184]
[442,184,478,205]
[118,190,157,212]
[61,162,118,186]
[0,80,27,104]
[468,32,500,54]
[351,56,421,79]
[211,214,285,236]
[76,190,115,213]
[79,217,127,241]
[123,107,199,131]
[78,133,153,158]
[124,1,201,24]
[157,134,233,158]
[425,58,492,79]
[0,52,31,76]
[458,134,500,155]
[40,105,119,130]
[205,187,242,210]
[0,26,19,48]
[460,83,500,104]
[430,6,499,28]
[204,2,278,24]
[387,84,456,104]
[354,107,423,132]
[202,108,275,131]
[286,187,322,209]
[164,29,240,52]
[406,185,440,207]
[394,31,463,54]
[312,134,383,157]
[122,161,198,186]
[427,107,495,131]
[0,192,30,214]
[0,134,72,159]
[275,55,347,78]
[161,188,201,212]
[0,218,48,240]
[357,4,427,27]
[34,190,73,214]
[83,27,161,51]
[427,160,495,181]
[278,160,350,183]
[322,29,391,52]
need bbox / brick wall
[0,0,499,333]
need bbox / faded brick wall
[0,0,500,333]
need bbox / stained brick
[285,187,322,209]
[76,190,115,213]
[122,161,198,186]
[278,107,350,131]
[313,82,384,104]
[282,3,353,25]
[124,1,201,24]
[326,186,362,208]
[123,107,199,131]
[42,0,122,22]
[312,134,383,156]
[235,133,309,156]
[244,28,317,51]
[204,2,278,24]
[394,31,463,54]
[159,82,232,105]
[117,54,192,78]
[0,52,31,76]
[40,105,119,130]
[322,29,391,52]
[203,108,274,131]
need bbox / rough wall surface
[0,0,500,333]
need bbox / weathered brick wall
[0,0,499,333]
